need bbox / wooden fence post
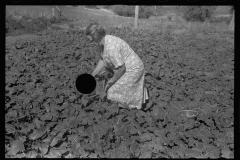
[55,6,61,19]
[52,7,55,18]
[229,10,234,31]
[135,6,139,29]
[55,6,68,20]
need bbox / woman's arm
[104,64,126,92]
[91,60,105,77]
[108,63,126,84]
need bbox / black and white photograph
[5,5,234,158]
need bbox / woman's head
[85,22,106,45]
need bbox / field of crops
[5,26,234,158]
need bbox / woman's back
[104,35,144,72]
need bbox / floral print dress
[102,35,148,109]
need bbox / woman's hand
[104,83,110,93]
[102,79,113,100]
[104,64,126,93]
[104,79,114,93]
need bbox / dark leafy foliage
[5,26,234,158]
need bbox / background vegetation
[177,6,217,22]
[6,5,233,37]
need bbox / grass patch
[6,10,69,36]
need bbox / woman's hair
[86,22,105,58]
[85,22,106,42]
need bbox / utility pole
[135,6,139,29]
